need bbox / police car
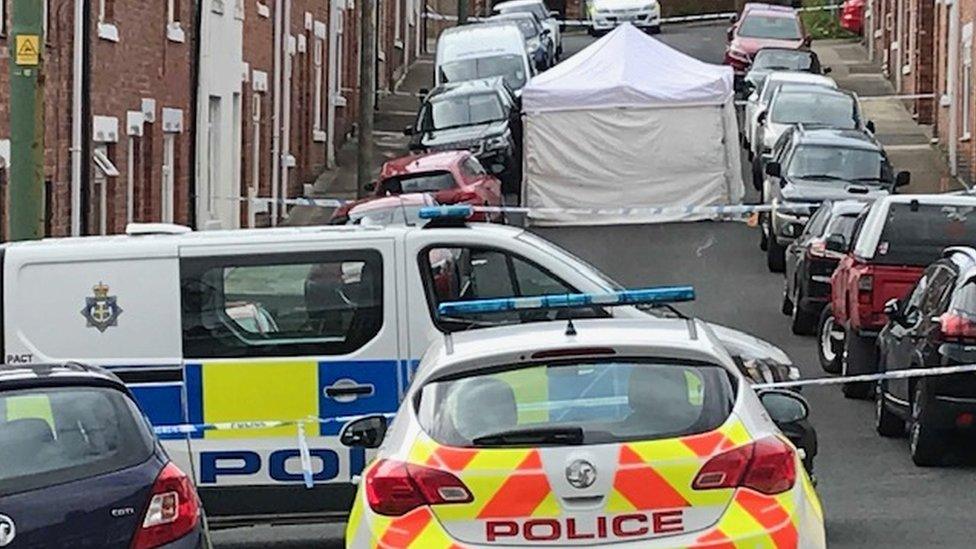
[0,211,797,527]
[342,289,825,547]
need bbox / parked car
[586,0,662,35]
[493,0,563,58]
[754,85,870,189]
[332,150,504,224]
[742,47,828,95]
[0,363,205,547]
[435,24,535,94]
[840,0,865,35]
[784,200,869,335]
[486,13,554,71]
[876,247,976,465]
[405,79,522,194]
[743,71,837,163]
[760,126,909,272]
[822,194,976,399]
[725,3,810,83]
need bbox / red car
[839,0,865,35]
[331,150,504,224]
[725,4,810,77]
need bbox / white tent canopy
[521,24,744,225]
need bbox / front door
[174,239,401,523]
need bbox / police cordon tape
[233,195,822,220]
[423,3,840,25]
[754,362,976,390]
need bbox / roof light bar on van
[437,286,695,317]
[419,205,474,220]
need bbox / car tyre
[766,235,786,273]
[781,288,793,316]
[909,380,947,466]
[759,214,769,251]
[790,286,818,335]
[818,306,843,374]
[650,25,661,34]
[875,381,905,438]
[842,328,876,399]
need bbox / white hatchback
[743,71,837,161]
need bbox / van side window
[181,251,383,358]
[422,246,606,330]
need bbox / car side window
[902,270,932,326]
[920,265,957,318]
[181,251,383,358]
[422,246,605,330]
[461,157,486,177]
[799,204,830,240]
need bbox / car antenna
[565,318,577,337]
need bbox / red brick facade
[0,0,415,238]
[869,0,976,183]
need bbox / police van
[0,213,796,527]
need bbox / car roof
[381,151,467,177]
[793,127,881,151]
[743,3,798,17]
[414,318,736,386]
[775,84,853,100]
[0,363,128,393]
[429,78,505,100]
[440,23,524,41]
[765,71,835,86]
[824,199,871,217]
[488,12,536,21]
[755,47,815,56]
[493,0,544,9]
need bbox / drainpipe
[866,0,874,61]
[70,0,86,236]
[948,0,960,176]
[281,0,293,214]
[895,0,904,91]
[271,0,283,226]
[189,0,203,229]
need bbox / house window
[92,144,120,235]
[167,0,185,42]
[98,0,119,41]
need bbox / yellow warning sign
[15,35,40,66]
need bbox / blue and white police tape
[427,202,819,219]
[151,413,396,436]
[754,362,976,390]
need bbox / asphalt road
[214,24,976,548]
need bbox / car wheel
[790,286,818,335]
[818,306,843,374]
[650,25,661,34]
[759,214,769,251]
[909,380,947,466]
[875,380,905,438]
[842,328,877,399]
[781,286,793,316]
[752,160,764,191]
[766,235,786,273]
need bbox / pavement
[214,24,975,549]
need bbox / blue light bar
[437,286,695,317]
[419,205,474,220]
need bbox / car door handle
[324,379,375,401]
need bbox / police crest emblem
[81,282,123,332]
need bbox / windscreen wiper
[472,426,584,446]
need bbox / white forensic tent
[521,23,744,225]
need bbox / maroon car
[331,150,504,224]
[725,4,810,79]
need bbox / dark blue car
[0,363,206,548]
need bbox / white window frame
[98,0,120,42]
[962,65,972,139]
[162,134,176,223]
[394,0,403,48]
[313,35,326,140]
[167,0,186,42]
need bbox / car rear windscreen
[416,361,735,448]
[874,203,976,265]
[0,386,155,495]
[381,171,456,194]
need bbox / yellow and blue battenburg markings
[437,286,696,317]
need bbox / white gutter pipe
[70,0,84,235]
[271,0,283,226]
[948,0,960,176]
[281,0,293,217]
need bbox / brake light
[366,459,473,516]
[807,239,828,259]
[130,462,200,549]
[692,437,796,495]
[939,311,976,343]
[857,274,874,292]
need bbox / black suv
[405,78,522,194]
[783,199,868,335]
[876,247,976,466]
[761,125,910,272]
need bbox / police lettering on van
[0,218,797,526]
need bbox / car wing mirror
[364,181,377,193]
[866,120,876,134]
[883,298,901,317]
[340,415,389,449]
[729,14,738,24]
[764,161,782,178]
[824,234,847,253]
[727,27,735,41]
[757,110,768,124]
[803,35,813,47]
[760,389,810,425]
[823,66,832,75]
[895,171,911,188]
[549,9,559,18]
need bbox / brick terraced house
[0,0,423,237]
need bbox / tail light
[366,459,473,516]
[807,239,828,259]
[857,274,874,292]
[435,190,480,205]
[131,462,201,549]
[939,311,976,344]
[692,436,796,496]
